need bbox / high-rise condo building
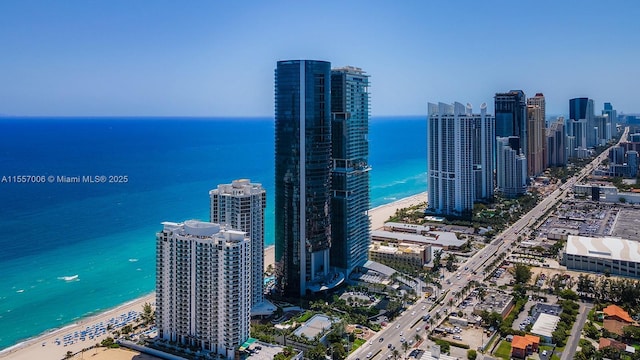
[156,221,251,359]
[210,179,267,311]
[602,102,617,141]
[546,118,567,167]
[330,66,371,276]
[496,137,527,198]
[495,90,527,156]
[527,93,546,176]
[274,60,333,297]
[427,102,494,216]
[568,97,595,150]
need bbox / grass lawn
[493,340,512,360]
[296,311,313,323]
[351,338,366,352]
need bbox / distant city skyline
[1,1,639,117]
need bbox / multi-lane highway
[349,128,629,359]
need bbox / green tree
[467,349,477,360]
[513,263,532,285]
[141,302,155,325]
[584,321,599,339]
[392,349,400,359]
[433,250,443,272]
[559,289,579,300]
[435,339,450,354]
[445,254,458,272]
[623,325,640,341]
[305,343,327,360]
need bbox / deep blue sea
[0,116,426,350]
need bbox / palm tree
[414,333,422,345]
[392,349,400,359]
[402,341,410,358]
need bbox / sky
[1,0,639,117]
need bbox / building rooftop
[371,229,465,248]
[531,313,560,339]
[292,314,336,339]
[603,304,633,323]
[565,235,640,263]
[360,260,397,277]
[511,334,539,350]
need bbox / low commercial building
[603,304,635,335]
[368,242,431,270]
[573,183,640,204]
[371,229,465,250]
[562,235,640,277]
[531,313,560,343]
[510,335,540,359]
[473,291,514,318]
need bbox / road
[348,128,628,360]
[559,301,593,360]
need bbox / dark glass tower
[274,60,332,297]
[570,97,589,121]
[495,90,527,156]
[329,66,371,276]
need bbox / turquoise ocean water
[0,116,426,350]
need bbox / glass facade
[495,90,527,156]
[329,67,371,275]
[274,60,332,297]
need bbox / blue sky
[1,1,639,117]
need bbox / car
[400,331,403,336]
[369,341,373,345]
[379,337,384,342]
[396,324,400,329]
[542,350,548,356]
[388,343,392,349]
[416,327,420,332]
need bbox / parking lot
[611,207,640,240]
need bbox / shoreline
[1,293,156,360]
[3,191,427,359]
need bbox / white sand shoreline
[3,191,427,360]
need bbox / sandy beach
[1,294,156,360]
[2,192,426,360]
[369,191,428,230]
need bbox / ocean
[0,116,427,350]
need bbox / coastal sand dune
[2,192,427,360]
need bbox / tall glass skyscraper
[527,93,546,176]
[329,66,371,276]
[274,60,332,297]
[495,90,527,156]
[569,97,595,150]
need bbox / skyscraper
[156,221,251,359]
[527,93,546,176]
[496,137,527,198]
[427,102,494,216]
[602,102,617,141]
[495,90,527,156]
[210,179,266,310]
[568,97,595,150]
[274,60,332,297]
[546,118,567,167]
[330,66,371,276]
